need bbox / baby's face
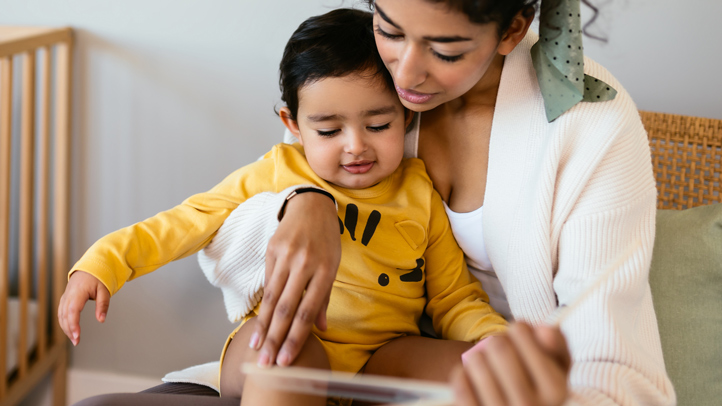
[294,72,408,190]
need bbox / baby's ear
[279,107,302,144]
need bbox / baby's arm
[423,190,508,342]
[58,154,279,345]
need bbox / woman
[248,0,674,404]
[65,1,674,405]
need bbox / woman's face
[372,0,505,111]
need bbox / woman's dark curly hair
[364,0,602,39]
[279,8,394,120]
[365,0,537,36]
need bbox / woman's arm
[254,132,342,365]
[550,97,675,405]
[554,153,674,404]
[450,79,673,406]
[250,191,341,367]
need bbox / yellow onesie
[71,143,507,374]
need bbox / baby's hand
[57,271,110,346]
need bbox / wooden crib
[0,27,73,406]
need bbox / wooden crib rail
[0,26,72,406]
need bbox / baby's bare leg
[220,317,330,406]
[363,336,473,382]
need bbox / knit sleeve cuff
[198,185,332,322]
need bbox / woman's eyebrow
[422,34,472,43]
[375,5,402,30]
[375,5,472,43]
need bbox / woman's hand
[250,191,341,367]
[57,270,111,346]
[451,322,572,406]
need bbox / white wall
[1,0,720,383]
[579,0,722,120]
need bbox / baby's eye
[368,123,391,132]
[317,129,340,137]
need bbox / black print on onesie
[339,204,380,246]
[398,258,424,282]
[339,204,424,287]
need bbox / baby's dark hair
[279,8,394,120]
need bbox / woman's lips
[395,84,434,104]
[342,161,374,174]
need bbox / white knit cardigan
[464,32,674,405]
[198,185,333,323]
[194,31,675,405]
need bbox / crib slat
[37,46,52,361]
[53,41,71,349]
[51,40,72,406]
[18,50,36,379]
[1,340,63,406]
[0,55,13,398]
[52,342,67,406]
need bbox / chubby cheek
[382,147,405,175]
[304,149,335,178]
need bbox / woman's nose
[394,43,426,90]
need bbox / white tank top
[442,202,512,321]
[406,114,512,320]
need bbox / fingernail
[73,332,79,341]
[257,351,270,368]
[249,333,259,349]
[99,314,106,323]
[277,350,289,367]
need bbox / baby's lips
[342,161,374,174]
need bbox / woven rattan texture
[640,111,722,210]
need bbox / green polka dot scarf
[531,0,617,122]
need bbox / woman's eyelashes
[375,26,402,40]
[433,51,464,63]
[375,25,465,63]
